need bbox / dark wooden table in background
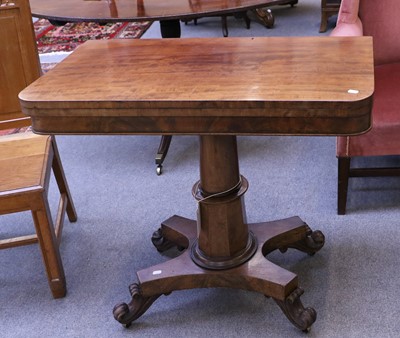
[19,36,374,331]
[29,0,297,35]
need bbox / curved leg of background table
[153,20,181,175]
[113,135,325,331]
[254,0,298,29]
[254,8,275,28]
[155,136,172,175]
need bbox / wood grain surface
[19,36,374,135]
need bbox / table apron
[29,114,371,136]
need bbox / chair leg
[32,195,66,298]
[50,137,77,222]
[338,157,351,215]
[221,16,228,37]
[243,12,251,29]
[319,12,328,33]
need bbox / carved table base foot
[274,287,317,332]
[254,8,275,28]
[113,283,161,327]
[114,215,324,331]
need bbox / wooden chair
[0,0,77,298]
[319,0,341,33]
[331,0,400,214]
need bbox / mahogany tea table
[19,36,374,331]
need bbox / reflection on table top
[30,0,296,22]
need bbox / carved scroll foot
[113,283,161,327]
[151,219,191,252]
[280,226,325,256]
[254,8,274,28]
[151,228,183,252]
[274,288,316,332]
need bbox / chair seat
[0,0,77,298]
[337,62,400,157]
[0,132,51,195]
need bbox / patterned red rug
[0,127,31,137]
[34,19,152,54]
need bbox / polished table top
[20,36,373,136]
[29,0,295,22]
